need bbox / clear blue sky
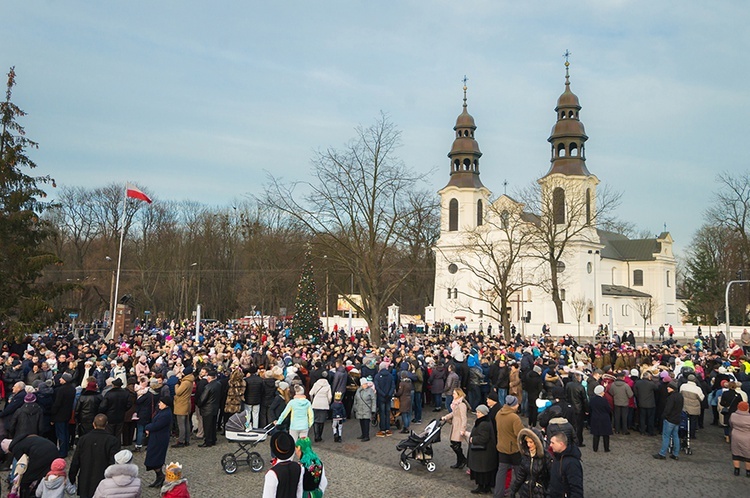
[3,1,748,255]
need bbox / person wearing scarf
[295,437,327,498]
[442,387,469,469]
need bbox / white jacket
[309,379,332,410]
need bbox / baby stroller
[222,408,276,474]
[395,419,444,472]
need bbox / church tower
[438,81,490,234]
[539,57,599,230]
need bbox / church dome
[455,107,476,130]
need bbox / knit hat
[270,431,295,460]
[738,401,749,413]
[533,365,542,374]
[159,396,174,410]
[687,374,696,382]
[47,458,67,478]
[278,381,290,391]
[360,378,369,386]
[86,381,97,391]
[505,395,518,407]
[668,381,679,390]
[486,391,499,403]
[594,385,605,396]
[61,372,73,383]
[112,378,123,387]
[24,393,36,403]
[114,449,133,465]
[165,462,183,482]
[630,369,639,377]
[475,404,489,416]
[663,375,672,383]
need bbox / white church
[431,63,678,337]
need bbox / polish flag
[126,183,152,204]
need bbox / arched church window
[477,199,483,226]
[553,187,565,224]
[449,198,458,231]
[560,112,565,119]
[585,188,591,225]
[501,210,509,229]
[570,143,578,157]
[557,143,566,157]
[568,110,574,118]
[463,158,471,171]
[666,270,671,287]
[453,159,460,172]
[633,269,643,286]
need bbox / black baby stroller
[395,419,444,472]
[678,410,693,455]
[221,408,276,474]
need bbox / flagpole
[108,185,128,341]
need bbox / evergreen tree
[0,67,58,339]
[291,248,322,341]
[684,244,725,327]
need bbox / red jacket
[162,481,191,498]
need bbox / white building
[432,64,677,336]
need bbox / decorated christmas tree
[291,248,322,341]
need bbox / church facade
[431,64,678,336]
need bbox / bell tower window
[553,187,565,224]
[449,198,458,231]
[477,200,483,226]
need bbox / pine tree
[291,248,322,341]
[0,67,58,339]
[684,245,724,327]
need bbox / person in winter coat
[654,381,684,460]
[99,378,133,442]
[444,365,461,413]
[374,363,395,436]
[309,375,332,443]
[51,373,77,457]
[35,457,77,498]
[608,371,634,434]
[223,368,245,430]
[93,449,141,498]
[75,382,102,438]
[69,414,120,498]
[467,404,498,494]
[495,395,525,497]
[730,401,750,476]
[352,377,376,441]
[679,374,704,440]
[10,393,45,438]
[508,363,522,400]
[429,362,447,411]
[442,388,468,469]
[134,384,156,452]
[523,366,544,427]
[144,397,174,489]
[564,372,588,447]
[269,382,291,432]
[243,366,264,429]
[173,368,194,448]
[160,462,190,498]
[197,371,221,447]
[395,371,414,433]
[547,432,584,498]
[508,428,549,498]
[589,385,613,452]
[260,370,278,427]
[633,372,658,436]
[275,384,314,441]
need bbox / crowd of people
[1,321,750,497]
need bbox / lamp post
[725,279,750,341]
[106,256,115,328]
[588,249,600,340]
[324,255,329,332]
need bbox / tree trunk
[500,295,511,342]
[550,259,565,323]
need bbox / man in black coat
[548,432,584,498]
[244,366,264,429]
[9,393,44,438]
[98,377,132,442]
[7,433,58,495]
[564,372,589,447]
[69,414,120,498]
[198,370,221,447]
[634,372,658,436]
[654,381,684,460]
[51,372,77,457]
[0,381,27,433]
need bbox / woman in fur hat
[508,428,549,498]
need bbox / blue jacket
[374,369,395,399]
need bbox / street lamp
[323,255,329,332]
[588,249,600,339]
[106,256,115,328]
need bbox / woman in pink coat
[442,387,469,469]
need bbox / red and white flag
[126,183,152,204]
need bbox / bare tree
[568,295,590,341]
[708,171,750,266]
[634,297,660,340]
[519,179,621,323]
[442,197,534,341]
[265,114,432,345]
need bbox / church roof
[601,284,651,298]
[597,229,662,261]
